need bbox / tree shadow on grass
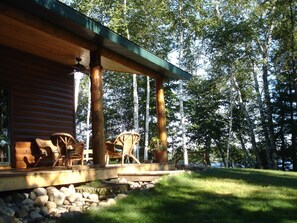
[59,171,297,223]
[197,168,297,190]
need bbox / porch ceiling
[0,0,192,80]
[0,9,140,75]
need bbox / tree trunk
[289,0,297,171]
[123,0,139,160]
[74,72,82,113]
[262,55,276,168]
[90,50,106,166]
[252,62,274,168]
[86,78,91,160]
[204,138,211,166]
[279,102,287,171]
[238,132,253,168]
[156,78,167,148]
[215,140,226,167]
[226,79,234,168]
[179,80,188,165]
[144,76,150,161]
[133,73,139,160]
[178,0,188,165]
[256,18,277,168]
[231,74,262,168]
[213,0,221,18]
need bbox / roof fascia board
[34,0,192,80]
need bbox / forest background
[60,0,296,170]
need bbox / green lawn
[60,168,297,223]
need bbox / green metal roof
[6,0,192,80]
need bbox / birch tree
[177,0,188,165]
[144,76,150,160]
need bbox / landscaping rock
[107,198,116,206]
[0,215,13,223]
[30,209,43,221]
[45,201,56,210]
[35,195,49,206]
[88,193,99,202]
[0,198,6,208]
[0,207,15,216]
[12,193,26,203]
[49,191,65,206]
[22,198,35,206]
[116,193,127,200]
[82,192,90,198]
[0,178,158,222]
[46,186,59,195]
[4,195,12,203]
[29,191,37,200]
[33,188,48,196]
[16,207,29,218]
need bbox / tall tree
[177,0,188,165]
[272,0,297,169]
[144,76,150,160]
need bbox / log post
[156,77,168,148]
[90,50,106,166]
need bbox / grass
[60,168,297,223]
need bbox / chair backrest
[68,142,84,165]
[51,133,78,147]
[35,138,59,154]
[72,142,84,154]
[113,132,140,155]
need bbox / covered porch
[0,0,191,190]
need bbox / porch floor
[0,163,176,192]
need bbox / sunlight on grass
[61,168,297,223]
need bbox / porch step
[118,170,185,182]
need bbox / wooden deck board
[0,164,175,192]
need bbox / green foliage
[75,75,90,141]
[63,0,297,168]
[103,71,134,139]
[148,137,167,151]
[186,76,228,146]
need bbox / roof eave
[7,0,192,80]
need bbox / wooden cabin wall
[0,46,75,166]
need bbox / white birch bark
[179,80,188,165]
[178,0,188,165]
[231,74,262,168]
[86,78,91,161]
[133,74,139,159]
[226,79,234,168]
[144,76,150,160]
[255,10,276,168]
[74,72,82,113]
[124,0,139,160]
[251,61,273,167]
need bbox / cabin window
[0,88,10,165]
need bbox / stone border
[0,178,159,223]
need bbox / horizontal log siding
[0,46,75,143]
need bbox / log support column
[156,77,168,148]
[90,50,106,166]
